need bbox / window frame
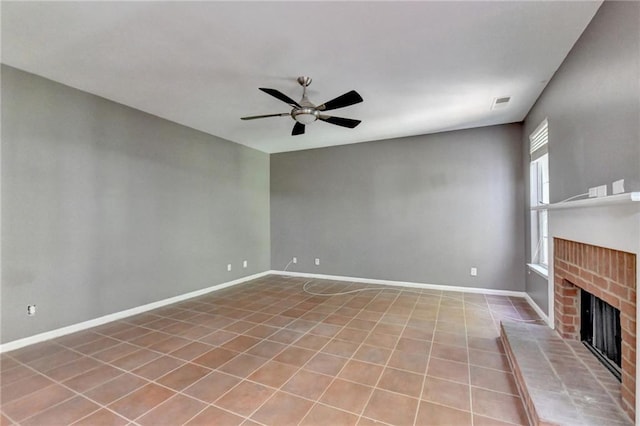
[529,119,549,271]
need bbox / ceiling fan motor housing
[297,76,312,87]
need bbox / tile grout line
[465,294,475,426]
[412,290,442,426]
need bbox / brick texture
[554,238,637,419]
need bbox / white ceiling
[2,1,602,153]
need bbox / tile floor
[1,275,542,425]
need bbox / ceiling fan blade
[318,115,361,129]
[241,113,289,120]
[316,90,363,111]
[292,122,305,136]
[259,88,301,107]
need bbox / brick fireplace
[554,238,637,418]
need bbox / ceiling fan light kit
[241,76,363,136]
[292,108,318,125]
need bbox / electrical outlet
[243,260,248,268]
[315,258,320,266]
[292,257,297,264]
[470,267,478,277]
[227,264,232,272]
[27,305,36,316]
[613,179,625,195]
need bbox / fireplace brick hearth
[554,238,636,418]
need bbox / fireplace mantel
[531,192,640,211]
[533,189,640,421]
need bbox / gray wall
[523,1,640,314]
[271,124,525,291]
[1,65,271,343]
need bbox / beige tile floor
[1,275,541,425]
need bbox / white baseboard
[274,270,553,326]
[523,293,552,327]
[271,270,528,297]
[0,271,271,353]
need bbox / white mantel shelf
[531,192,640,211]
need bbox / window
[530,119,549,268]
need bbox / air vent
[491,96,511,110]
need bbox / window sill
[527,263,549,279]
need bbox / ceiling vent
[491,96,511,110]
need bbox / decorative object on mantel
[531,192,640,211]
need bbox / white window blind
[529,118,548,160]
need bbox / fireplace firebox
[580,288,622,381]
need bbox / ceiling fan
[241,76,363,136]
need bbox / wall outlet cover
[315,258,320,266]
[243,260,248,268]
[292,257,297,264]
[227,264,232,271]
